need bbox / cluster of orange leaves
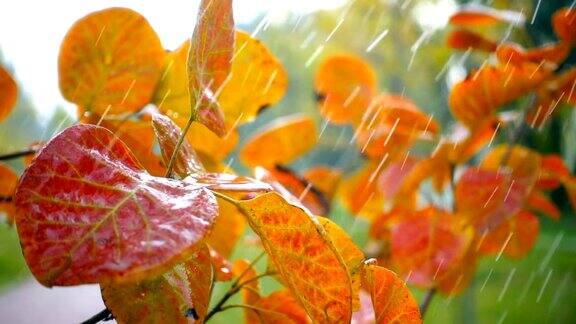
[0,1,426,323]
[306,4,576,297]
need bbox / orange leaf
[449,4,525,26]
[496,43,570,67]
[526,190,560,220]
[219,30,288,125]
[477,210,540,259]
[102,243,213,323]
[235,192,362,323]
[389,207,472,289]
[338,162,385,220]
[526,67,576,127]
[251,290,311,323]
[59,8,165,116]
[266,165,330,216]
[436,244,477,296]
[206,197,246,257]
[553,8,576,44]
[14,125,218,286]
[354,94,437,159]
[537,154,571,189]
[188,0,234,136]
[240,115,317,168]
[447,29,497,52]
[209,247,233,281]
[362,264,422,324]
[0,65,17,122]
[303,166,342,200]
[315,55,377,125]
[0,163,18,223]
[184,121,239,170]
[449,63,550,128]
[151,113,205,178]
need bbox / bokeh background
[0,0,574,323]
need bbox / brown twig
[80,308,114,324]
[0,149,36,161]
[419,288,437,317]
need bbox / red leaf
[188,0,235,136]
[151,113,205,178]
[14,124,218,286]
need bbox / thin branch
[420,288,437,317]
[0,196,13,203]
[165,115,195,178]
[205,270,276,322]
[80,308,114,324]
[0,149,36,161]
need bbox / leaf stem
[0,196,13,203]
[80,308,114,324]
[0,149,36,161]
[210,190,239,206]
[165,115,195,178]
[205,269,275,322]
[420,288,436,318]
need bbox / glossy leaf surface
[188,0,234,136]
[14,125,218,286]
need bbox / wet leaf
[209,247,233,281]
[102,244,213,323]
[315,55,377,124]
[449,4,525,26]
[219,30,288,125]
[436,245,477,296]
[240,115,317,168]
[447,29,497,52]
[236,192,361,323]
[59,8,165,116]
[0,65,17,122]
[388,207,472,289]
[477,210,539,259]
[0,163,18,223]
[553,8,576,44]
[188,0,234,136]
[355,94,438,159]
[87,113,165,177]
[151,113,205,178]
[362,264,422,324]
[449,63,550,128]
[14,124,218,286]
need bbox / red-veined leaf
[14,124,218,286]
[151,113,205,178]
[188,0,234,136]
